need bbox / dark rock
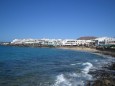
[87,62,115,86]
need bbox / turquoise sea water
[0,45,115,86]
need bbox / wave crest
[53,74,72,86]
[82,62,93,74]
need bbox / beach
[57,46,98,53]
[57,46,115,57]
[57,46,115,86]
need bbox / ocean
[0,45,115,86]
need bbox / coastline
[57,46,115,57]
[57,46,115,86]
[57,46,98,53]
[1,45,115,85]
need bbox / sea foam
[53,73,86,86]
[53,74,72,86]
[82,62,93,74]
[52,62,93,86]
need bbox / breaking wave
[52,62,93,86]
[53,74,72,86]
[1,46,115,86]
[82,62,93,74]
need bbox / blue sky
[0,0,115,41]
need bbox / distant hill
[77,36,97,40]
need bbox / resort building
[10,36,115,47]
[77,36,97,46]
[40,38,63,46]
[95,37,115,45]
[62,39,77,46]
[11,38,63,46]
[76,40,86,46]
[11,39,40,44]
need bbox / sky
[0,0,115,41]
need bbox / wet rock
[92,79,115,86]
[87,63,115,86]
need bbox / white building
[76,40,86,45]
[95,37,115,45]
[11,39,40,44]
[11,37,115,47]
[76,36,97,46]
[62,39,77,46]
[11,39,23,44]
[11,38,63,46]
[76,40,95,46]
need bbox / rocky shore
[86,63,115,86]
[1,45,115,86]
[57,46,115,86]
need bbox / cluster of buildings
[10,37,115,47]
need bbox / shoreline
[57,46,115,86]
[57,46,98,52]
[57,46,115,57]
[1,45,115,85]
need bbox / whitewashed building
[76,36,97,46]
[76,40,95,46]
[76,40,86,45]
[11,39,40,44]
[95,37,115,45]
[11,38,63,46]
[40,38,63,46]
[62,39,77,46]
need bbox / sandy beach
[57,46,115,57]
[57,46,98,53]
